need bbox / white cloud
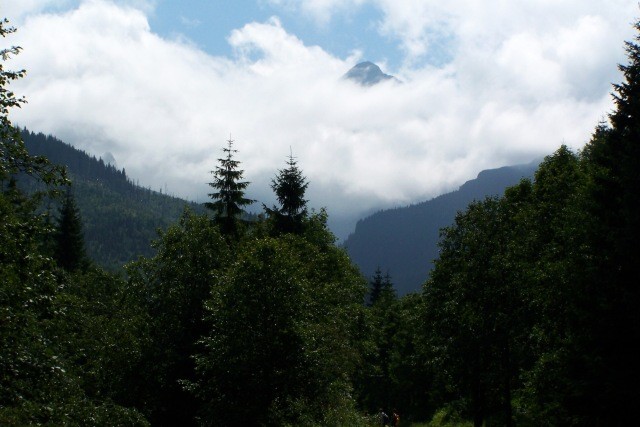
[6,0,638,238]
[3,0,155,24]
[278,0,636,66]
[3,0,68,22]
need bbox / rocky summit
[343,61,398,86]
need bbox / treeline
[19,129,206,270]
[20,130,130,192]
[2,17,640,427]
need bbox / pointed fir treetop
[584,18,640,220]
[272,149,308,218]
[265,149,309,235]
[380,271,397,302]
[368,267,384,306]
[368,268,397,307]
[583,17,640,282]
[610,19,640,135]
[55,189,88,271]
[205,137,254,236]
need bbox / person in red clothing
[391,409,400,426]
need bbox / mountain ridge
[344,160,540,295]
[21,129,204,271]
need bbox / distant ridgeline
[344,161,540,295]
[20,129,205,271]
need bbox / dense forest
[2,16,639,426]
[19,129,206,271]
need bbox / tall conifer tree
[381,272,396,302]
[55,190,87,271]
[579,19,640,422]
[265,150,308,234]
[206,138,254,237]
[368,267,384,306]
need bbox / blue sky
[4,0,639,238]
[148,0,404,69]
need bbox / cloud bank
[6,0,637,238]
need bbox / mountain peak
[343,61,398,86]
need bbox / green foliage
[126,210,229,425]
[424,198,510,425]
[1,19,146,424]
[356,270,400,413]
[367,267,384,306]
[1,30,66,192]
[356,290,435,423]
[3,15,371,427]
[416,24,640,422]
[566,20,640,423]
[265,151,309,234]
[419,145,591,425]
[1,22,68,422]
[385,293,433,422]
[0,20,28,182]
[206,138,254,237]
[54,190,88,271]
[21,129,202,271]
[0,189,67,423]
[424,405,474,427]
[49,268,150,407]
[193,231,367,426]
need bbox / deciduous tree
[193,232,367,425]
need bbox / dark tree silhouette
[368,267,384,306]
[55,190,87,271]
[205,137,254,237]
[265,150,308,234]
[578,19,640,422]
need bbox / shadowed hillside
[344,161,539,295]
[21,129,205,270]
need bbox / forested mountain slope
[344,160,539,294]
[21,129,204,270]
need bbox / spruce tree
[585,20,640,268]
[265,150,309,234]
[602,19,640,272]
[205,138,254,237]
[368,267,385,306]
[55,190,87,271]
[578,19,640,422]
[377,272,397,308]
[368,268,397,307]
